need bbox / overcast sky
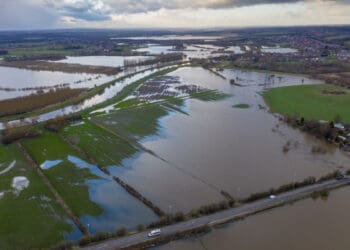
[1,0,350,30]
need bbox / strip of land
[0,60,121,75]
[82,177,350,250]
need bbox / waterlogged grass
[64,120,137,167]
[22,133,103,217]
[98,103,171,140]
[190,90,231,102]
[84,67,179,116]
[0,144,73,249]
[233,103,250,109]
[263,84,350,123]
[114,98,141,109]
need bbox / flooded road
[155,187,350,250]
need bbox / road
[83,177,350,250]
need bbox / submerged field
[0,66,350,249]
[263,84,350,123]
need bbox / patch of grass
[0,144,73,249]
[114,98,141,109]
[64,120,138,167]
[85,67,179,116]
[233,103,250,109]
[22,133,103,217]
[98,103,169,140]
[190,90,231,102]
[263,84,350,123]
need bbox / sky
[1,0,350,30]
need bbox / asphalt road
[83,177,350,250]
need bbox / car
[336,174,345,180]
[269,195,276,199]
[148,229,161,237]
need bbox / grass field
[22,133,103,217]
[64,120,138,167]
[0,144,73,249]
[263,84,350,123]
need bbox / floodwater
[107,67,350,212]
[135,45,176,55]
[155,187,350,250]
[1,65,177,129]
[51,155,158,238]
[55,56,154,68]
[182,45,226,59]
[225,46,245,54]
[0,66,114,100]
[261,46,298,54]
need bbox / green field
[64,120,138,167]
[0,144,73,249]
[22,133,103,217]
[263,84,350,123]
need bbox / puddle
[40,160,63,170]
[0,160,16,175]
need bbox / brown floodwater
[155,187,350,250]
[108,67,350,213]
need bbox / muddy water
[155,187,350,250]
[109,67,350,212]
[55,56,154,68]
[59,155,158,237]
[0,66,176,129]
[0,66,114,100]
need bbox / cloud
[0,0,350,29]
[46,0,113,21]
[0,0,58,30]
[95,0,350,14]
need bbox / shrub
[115,227,128,237]
[50,240,74,250]
[317,170,341,183]
[78,235,93,246]
[1,123,41,144]
[137,224,145,232]
[45,116,69,132]
[173,212,185,222]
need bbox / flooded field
[261,46,298,54]
[155,187,350,250]
[1,66,176,128]
[22,133,158,238]
[91,67,350,213]
[2,63,350,247]
[0,66,114,100]
[55,56,154,68]
[135,45,176,55]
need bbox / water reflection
[156,187,350,250]
[105,67,350,213]
[64,155,158,235]
[55,56,154,68]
